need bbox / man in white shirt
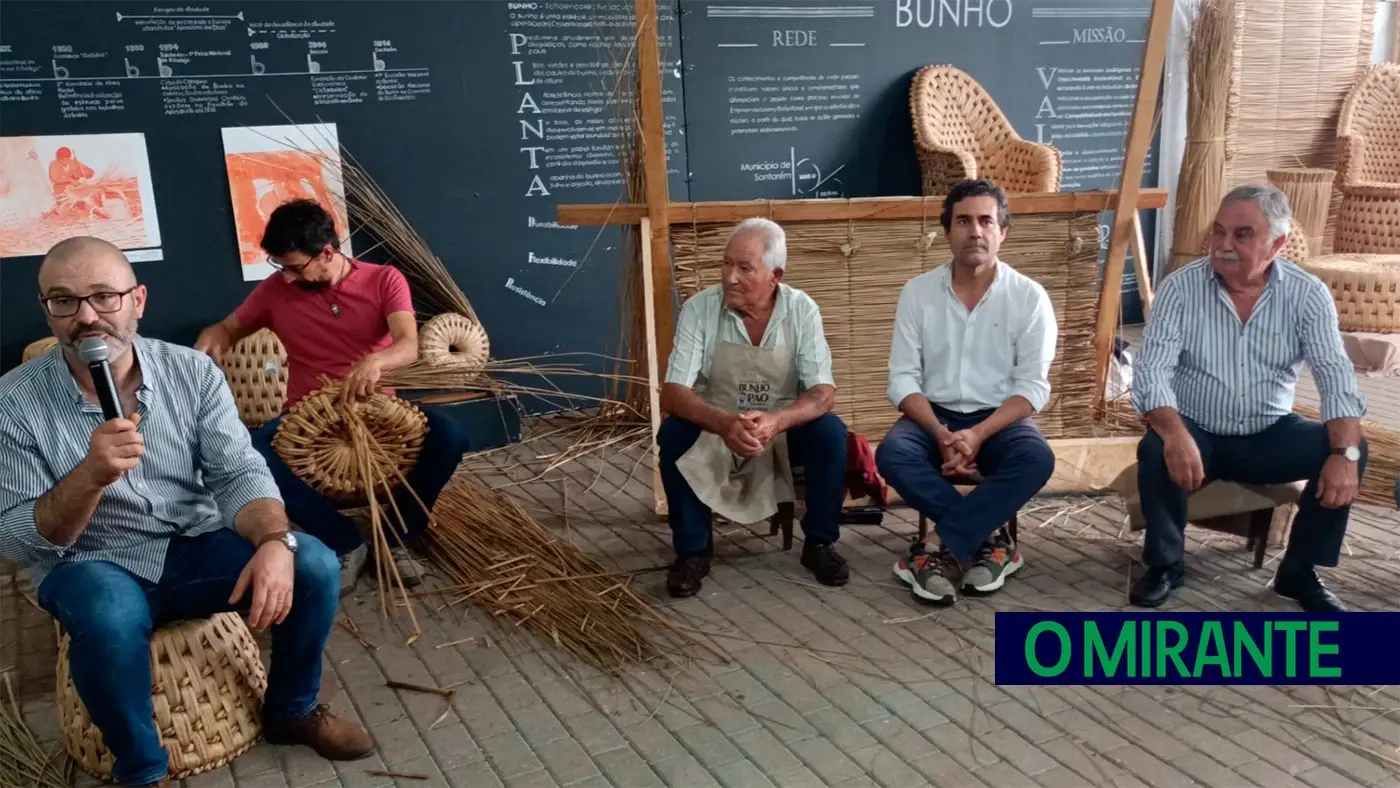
[658,218,850,598]
[875,179,1058,607]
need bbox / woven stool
[56,613,268,781]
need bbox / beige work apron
[675,303,800,524]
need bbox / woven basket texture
[420,312,490,372]
[673,213,1101,442]
[56,613,267,781]
[1266,168,1337,258]
[219,328,289,429]
[1302,252,1400,333]
[909,64,1062,196]
[271,388,428,505]
[1334,63,1400,253]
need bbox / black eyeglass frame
[39,286,140,318]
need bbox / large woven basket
[219,328,290,429]
[1301,253,1400,333]
[56,613,267,781]
[22,336,59,362]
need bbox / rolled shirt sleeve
[1299,278,1367,423]
[194,356,283,523]
[790,292,836,389]
[886,282,926,408]
[1131,273,1185,415]
[664,294,709,388]
[1011,284,1057,413]
[0,411,68,566]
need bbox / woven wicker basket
[1301,253,1400,333]
[56,613,267,781]
[420,312,490,373]
[219,328,289,429]
[271,387,429,505]
[22,336,59,363]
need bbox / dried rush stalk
[0,673,71,788]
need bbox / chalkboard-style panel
[0,1,688,405]
[677,0,1159,321]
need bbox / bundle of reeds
[1266,167,1336,257]
[424,478,717,674]
[1293,405,1399,509]
[1169,0,1238,273]
[0,673,71,788]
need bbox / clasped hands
[937,426,983,479]
[721,411,782,458]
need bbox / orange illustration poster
[0,133,163,260]
[221,123,351,282]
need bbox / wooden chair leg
[918,514,929,543]
[1248,507,1273,570]
[768,502,795,551]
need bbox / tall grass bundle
[425,479,719,674]
[672,212,1103,442]
[1169,0,1237,274]
[0,673,71,788]
[1293,405,1399,508]
[1266,168,1337,258]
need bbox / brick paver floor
[3,349,1399,788]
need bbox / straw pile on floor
[672,212,1103,443]
[1293,405,1399,508]
[0,674,71,788]
[1169,0,1236,273]
[424,479,715,674]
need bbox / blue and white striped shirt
[0,337,282,589]
[1132,258,1366,436]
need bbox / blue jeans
[1137,413,1368,569]
[252,405,470,555]
[37,528,340,786]
[875,406,1056,564]
[657,412,849,557]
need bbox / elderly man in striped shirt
[1130,185,1368,612]
[0,238,373,787]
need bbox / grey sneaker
[338,544,369,597]
[900,543,967,607]
[961,530,1023,596]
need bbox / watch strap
[257,530,292,548]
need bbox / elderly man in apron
[657,218,851,598]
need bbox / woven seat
[910,65,1062,196]
[1301,253,1400,333]
[22,336,58,363]
[219,328,289,429]
[56,613,267,781]
[1334,64,1400,253]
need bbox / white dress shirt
[887,261,1058,414]
[665,282,836,391]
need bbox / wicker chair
[56,613,267,781]
[219,328,289,429]
[910,65,1062,196]
[1335,63,1400,254]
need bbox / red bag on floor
[845,432,888,506]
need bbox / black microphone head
[77,337,110,364]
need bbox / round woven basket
[420,312,490,373]
[271,387,429,505]
[22,336,59,363]
[1301,253,1400,333]
[219,328,290,429]
[56,613,267,781]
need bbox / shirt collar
[1208,258,1283,291]
[940,259,1004,294]
[52,335,157,408]
[723,282,790,321]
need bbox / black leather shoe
[801,542,849,586]
[1129,562,1184,608]
[666,554,710,598]
[1274,568,1347,612]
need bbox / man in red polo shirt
[195,199,469,595]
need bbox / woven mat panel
[57,613,267,781]
[671,212,1101,442]
[1224,0,1377,253]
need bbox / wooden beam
[1092,0,1173,409]
[633,0,676,402]
[557,189,1169,227]
[639,217,667,517]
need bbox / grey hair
[727,217,787,272]
[1220,184,1292,242]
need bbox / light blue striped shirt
[1132,258,1366,435]
[0,337,282,589]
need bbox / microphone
[77,337,124,421]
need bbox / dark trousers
[875,405,1056,564]
[38,529,340,786]
[657,412,848,557]
[252,405,470,555]
[1137,413,1368,569]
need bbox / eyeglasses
[40,286,137,317]
[267,258,310,276]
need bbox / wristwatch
[1331,446,1362,462]
[258,530,299,554]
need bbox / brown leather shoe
[263,704,375,760]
